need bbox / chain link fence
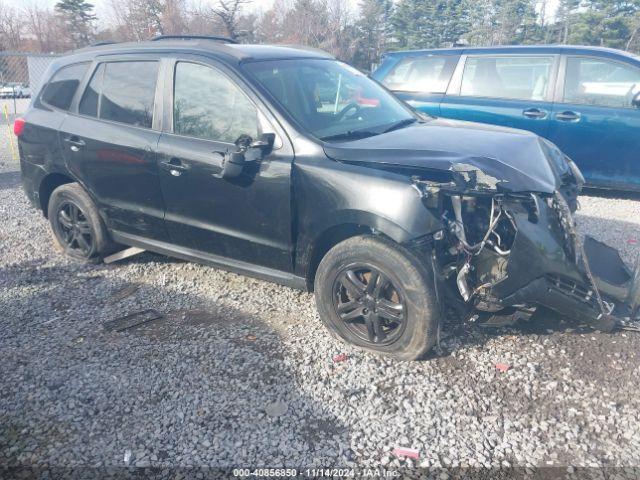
[1,52,60,163]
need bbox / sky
[9,0,560,28]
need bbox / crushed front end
[413,164,640,331]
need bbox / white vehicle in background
[15,85,31,98]
[0,83,31,98]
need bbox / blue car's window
[245,59,416,141]
[173,62,258,143]
[564,57,640,108]
[461,56,554,101]
[382,56,457,93]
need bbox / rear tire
[314,235,439,361]
[48,183,115,263]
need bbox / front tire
[48,183,114,262]
[314,235,439,361]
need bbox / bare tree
[24,4,64,52]
[108,0,166,40]
[161,0,187,35]
[212,0,250,40]
[0,1,24,50]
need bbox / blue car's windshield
[244,59,417,142]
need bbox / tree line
[1,0,639,70]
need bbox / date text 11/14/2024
[232,468,400,477]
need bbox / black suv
[17,36,640,360]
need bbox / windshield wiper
[320,130,380,142]
[382,118,418,133]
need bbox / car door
[59,56,168,240]
[439,53,558,137]
[375,54,459,116]
[156,57,294,273]
[22,62,91,173]
[548,54,640,189]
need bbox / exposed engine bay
[411,168,640,331]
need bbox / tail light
[14,117,25,136]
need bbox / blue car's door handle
[522,108,547,119]
[556,111,582,122]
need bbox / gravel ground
[1,140,640,478]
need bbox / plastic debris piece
[332,353,348,363]
[108,284,140,303]
[104,247,145,264]
[393,447,420,459]
[104,309,163,332]
[628,238,638,245]
[123,449,132,464]
[495,363,511,373]
[265,401,288,418]
[245,334,257,341]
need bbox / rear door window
[382,56,457,93]
[563,56,640,108]
[460,56,554,101]
[41,63,90,110]
[78,61,159,128]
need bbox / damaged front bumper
[496,226,640,331]
[416,174,640,331]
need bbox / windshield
[244,59,417,141]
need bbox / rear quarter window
[40,63,90,110]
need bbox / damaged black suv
[18,36,640,360]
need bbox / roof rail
[91,41,118,47]
[151,35,237,44]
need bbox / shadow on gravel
[0,171,21,191]
[582,187,640,201]
[437,307,604,359]
[0,259,352,472]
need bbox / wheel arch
[302,212,415,291]
[39,172,76,218]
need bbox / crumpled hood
[323,118,570,193]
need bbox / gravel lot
[1,129,640,477]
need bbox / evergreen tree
[55,0,96,48]
[354,0,393,70]
[391,0,470,49]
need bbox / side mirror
[219,150,245,179]
[217,133,277,179]
[249,133,276,152]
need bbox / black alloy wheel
[332,264,407,346]
[54,200,96,256]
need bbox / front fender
[293,158,442,276]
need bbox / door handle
[64,136,86,152]
[522,108,547,119]
[556,111,581,122]
[160,158,189,177]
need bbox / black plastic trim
[111,230,307,290]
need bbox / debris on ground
[265,401,288,418]
[108,284,140,303]
[332,353,349,363]
[495,363,511,373]
[245,334,257,341]
[123,450,132,464]
[103,309,163,332]
[103,247,145,264]
[393,447,420,459]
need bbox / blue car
[373,45,640,191]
